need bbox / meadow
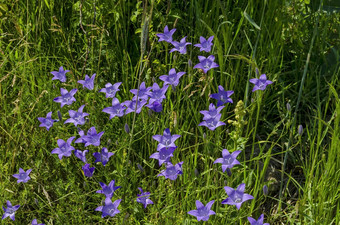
[0,0,339,224]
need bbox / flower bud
[298,125,303,136]
[263,185,268,196]
[124,123,130,134]
[286,102,291,111]
[57,110,62,122]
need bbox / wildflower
[93,147,114,166]
[147,83,168,104]
[150,147,176,166]
[51,137,75,160]
[146,101,163,112]
[298,125,303,136]
[156,25,176,43]
[82,127,104,147]
[53,88,77,108]
[124,123,130,134]
[210,85,234,106]
[82,164,95,177]
[193,55,219,74]
[222,183,254,210]
[1,201,20,221]
[96,180,121,199]
[38,112,58,131]
[194,36,214,52]
[100,82,122,98]
[31,219,45,225]
[199,103,224,120]
[263,185,268,196]
[157,161,183,180]
[198,114,226,131]
[64,105,89,127]
[50,66,69,82]
[187,200,215,221]
[95,198,121,218]
[248,214,270,225]
[78,73,96,90]
[102,98,126,119]
[249,74,273,92]
[75,129,86,144]
[130,82,152,101]
[170,36,191,54]
[152,128,181,151]
[74,150,88,163]
[159,68,185,87]
[137,188,153,208]
[12,168,32,183]
[214,149,241,172]
[123,99,147,114]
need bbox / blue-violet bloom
[64,105,89,127]
[78,73,96,90]
[96,180,121,199]
[2,201,20,221]
[82,127,104,147]
[150,147,176,166]
[159,68,185,87]
[13,168,32,183]
[102,98,125,119]
[38,112,58,131]
[198,114,226,131]
[187,200,215,221]
[82,163,95,177]
[75,129,86,144]
[74,149,88,163]
[199,103,224,120]
[50,66,69,83]
[146,101,163,113]
[214,149,241,172]
[31,219,45,225]
[222,183,254,210]
[152,128,181,151]
[53,88,77,108]
[157,161,183,180]
[93,147,114,166]
[137,188,153,208]
[51,137,75,160]
[156,25,176,43]
[170,36,191,54]
[194,36,214,52]
[95,198,121,218]
[147,83,168,104]
[130,82,152,100]
[249,74,273,92]
[123,99,147,114]
[193,55,219,74]
[100,82,122,98]
[210,85,234,106]
[248,214,270,225]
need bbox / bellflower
[193,55,219,73]
[214,149,241,172]
[96,180,121,199]
[159,68,185,87]
[102,98,125,119]
[75,129,86,144]
[53,88,77,108]
[198,114,225,131]
[199,103,224,120]
[12,168,32,183]
[64,105,89,127]
[146,101,163,112]
[82,127,104,147]
[152,128,181,151]
[2,201,20,221]
[50,66,69,82]
[51,136,75,160]
[170,36,191,54]
[248,214,270,225]
[194,36,214,52]
[82,163,95,177]
[150,147,176,166]
[78,73,96,90]
[137,188,153,208]
[74,150,88,163]
[222,183,254,210]
[93,147,114,166]
[95,198,121,218]
[156,25,176,43]
[147,83,168,104]
[100,82,122,98]
[210,85,234,106]
[249,74,273,92]
[38,112,58,131]
[31,219,45,225]
[123,99,147,114]
[130,82,151,100]
[187,200,215,221]
[157,161,183,180]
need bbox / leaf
[243,11,261,30]
[44,0,50,9]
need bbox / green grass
[0,0,339,224]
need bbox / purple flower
[31,219,45,225]
[199,103,224,120]
[152,128,181,151]
[1,201,20,221]
[51,137,75,160]
[50,66,69,83]
[187,200,215,221]
[159,68,185,87]
[95,198,121,218]
[193,55,219,73]
[249,74,273,92]
[93,147,114,166]
[146,101,163,112]
[82,163,95,177]
[194,36,214,52]
[210,85,234,106]
[123,99,147,114]
[157,161,183,180]
[102,98,125,119]
[75,129,86,144]
[150,147,176,166]
[74,150,88,163]
[12,168,32,183]
[156,25,176,43]
[248,214,270,225]
[170,36,191,54]
[147,83,168,104]
[78,73,96,90]
[96,180,121,199]
[130,82,152,100]
[222,183,254,210]
[38,112,58,131]
[53,88,77,108]
[137,187,153,208]
[64,105,89,127]
[198,114,226,131]
[214,149,241,172]
[100,82,122,98]
[82,127,104,147]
